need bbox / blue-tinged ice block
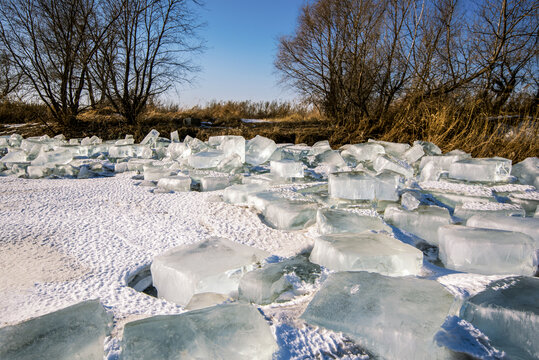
[316,208,391,235]
[262,199,318,230]
[466,214,539,244]
[449,158,512,183]
[245,135,277,165]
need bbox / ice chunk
[270,159,304,178]
[167,142,191,160]
[0,300,110,360]
[367,139,411,157]
[246,191,289,212]
[30,149,72,166]
[384,205,452,246]
[438,225,536,275]
[170,130,179,143]
[157,175,191,192]
[454,202,525,220]
[216,135,246,163]
[140,129,159,146]
[316,208,391,235]
[223,183,268,204]
[459,276,539,360]
[200,175,230,191]
[301,272,454,360]
[449,158,512,183]
[121,304,278,360]
[108,145,136,158]
[281,145,310,161]
[419,161,444,181]
[313,150,347,171]
[143,165,174,181]
[308,140,332,156]
[466,214,539,244]
[0,149,28,163]
[511,156,539,189]
[403,144,425,164]
[188,151,226,169]
[151,237,268,305]
[245,135,277,165]
[328,171,402,201]
[27,165,53,179]
[400,192,421,210]
[414,140,442,155]
[310,233,423,275]
[419,153,471,172]
[374,155,414,178]
[262,199,317,230]
[238,255,321,304]
[340,143,385,163]
[185,136,210,153]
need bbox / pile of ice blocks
[2,130,538,359]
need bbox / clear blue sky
[176,0,307,107]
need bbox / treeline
[0,0,202,128]
[275,0,538,128]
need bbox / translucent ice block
[200,175,230,192]
[340,143,385,163]
[308,140,332,156]
[0,149,28,163]
[314,150,347,169]
[438,225,536,275]
[328,171,402,201]
[449,158,512,182]
[188,151,226,169]
[151,237,269,306]
[0,300,110,360]
[216,135,246,163]
[223,183,268,204]
[400,192,421,210]
[121,304,278,360]
[270,159,304,178]
[309,232,423,276]
[466,214,539,244]
[419,153,471,172]
[262,199,318,230]
[170,130,179,143]
[30,149,72,166]
[167,142,191,160]
[316,208,391,235]
[367,139,411,157]
[403,144,425,164]
[246,191,287,212]
[108,145,136,158]
[157,175,191,192]
[459,276,539,360]
[27,165,53,179]
[373,154,414,178]
[301,272,454,360]
[413,140,442,156]
[245,135,277,165]
[143,166,174,181]
[384,205,452,246]
[511,156,539,189]
[140,129,159,146]
[453,202,525,220]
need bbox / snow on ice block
[151,237,269,306]
[467,214,539,244]
[373,154,414,178]
[449,158,512,183]
[459,276,539,360]
[384,205,452,246]
[340,143,385,162]
[453,202,525,220]
[238,255,321,305]
[316,208,391,235]
[309,233,423,276]
[200,175,230,191]
[438,225,536,275]
[270,159,304,178]
[188,150,226,169]
[262,199,318,230]
[245,135,277,165]
[0,300,110,360]
[246,191,290,212]
[328,171,402,201]
[157,175,191,192]
[30,149,72,166]
[121,304,278,360]
[511,156,539,189]
[301,272,454,360]
[223,183,268,204]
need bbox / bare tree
[0,49,23,101]
[94,0,202,124]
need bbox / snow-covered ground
[0,171,515,359]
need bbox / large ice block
[419,152,472,172]
[511,156,539,189]
[308,140,332,156]
[167,142,191,160]
[143,165,174,181]
[245,135,277,165]
[140,129,159,146]
[314,150,347,170]
[373,155,414,178]
[216,135,246,163]
[262,199,318,230]
[27,165,53,179]
[340,143,385,163]
[301,272,454,360]
[0,300,110,360]
[188,151,226,169]
[459,276,539,360]
[403,144,425,164]
[384,205,453,246]
[270,159,304,178]
[449,158,512,182]
[223,183,268,204]
[200,175,231,192]
[238,255,321,305]
[151,237,269,306]
[414,140,442,155]
[328,171,402,201]
[157,175,191,192]
[466,214,539,244]
[309,232,423,276]
[316,208,391,235]
[367,139,411,157]
[0,149,28,163]
[438,225,536,275]
[453,202,525,220]
[30,149,72,166]
[108,145,136,158]
[121,304,278,360]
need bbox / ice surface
[0,300,110,360]
[453,202,525,220]
[459,276,539,360]
[188,151,226,169]
[301,272,454,360]
[121,304,278,360]
[200,175,230,191]
[262,199,318,230]
[367,139,411,157]
[238,255,321,304]
[30,149,72,166]
[223,183,268,204]
[140,129,159,146]
[245,135,277,165]
[419,153,471,172]
[310,232,423,275]
[316,208,391,235]
[449,158,512,183]
[511,156,539,189]
[340,143,385,163]
[400,192,421,210]
[438,225,536,275]
[466,214,539,244]
[328,171,402,201]
[246,191,288,212]
[384,205,452,245]
[157,175,191,192]
[270,160,304,178]
[374,155,414,178]
[151,237,269,306]
[403,144,425,164]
